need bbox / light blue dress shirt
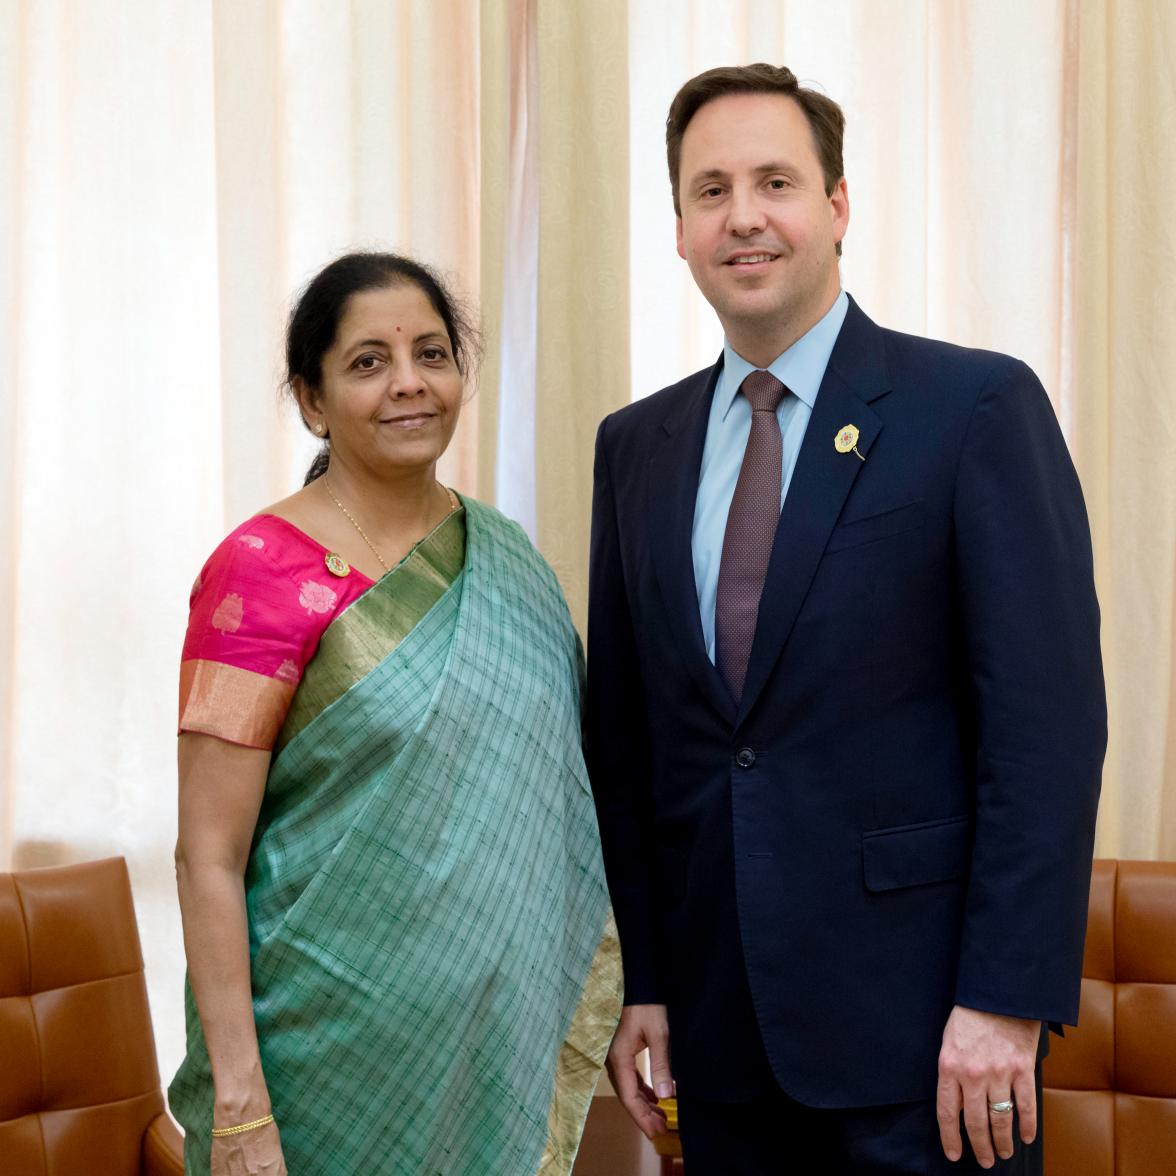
[692,290,849,662]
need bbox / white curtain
[484,0,540,539]
[630,0,1070,404]
[1,0,481,1086]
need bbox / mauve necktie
[714,369,788,701]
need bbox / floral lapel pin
[834,423,866,462]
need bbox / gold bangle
[211,1114,275,1138]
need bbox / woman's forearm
[177,858,271,1119]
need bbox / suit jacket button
[735,747,756,769]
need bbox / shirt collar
[717,289,849,421]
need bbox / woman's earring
[313,422,325,436]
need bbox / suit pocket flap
[826,499,925,553]
[862,814,971,892]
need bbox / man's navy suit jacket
[586,297,1106,1108]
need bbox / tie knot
[740,369,787,414]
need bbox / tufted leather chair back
[1043,859,1176,1176]
[0,856,182,1175]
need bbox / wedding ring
[988,1099,1015,1114]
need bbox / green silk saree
[170,498,621,1174]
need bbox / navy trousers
[677,1075,1044,1175]
[676,1028,1046,1176]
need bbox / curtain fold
[479,0,540,537]
[533,0,630,629]
[481,0,630,629]
[0,0,25,871]
[1071,0,1176,859]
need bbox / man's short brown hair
[666,63,846,218]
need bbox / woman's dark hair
[285,252,479,484]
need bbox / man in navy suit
[586,64,1105,1173]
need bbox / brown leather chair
[1043,859,1176,1176]
[0,856,183,1175]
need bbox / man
[586,64,1105,1174]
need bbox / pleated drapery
[1,0,1173,1100]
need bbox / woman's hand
[210,1120,288,1176]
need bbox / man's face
[675,92,849,355]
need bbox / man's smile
[724,250,781,267]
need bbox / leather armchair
[1043,859,1176,1176]
[0,856,183,1175]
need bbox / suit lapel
[736,299,891,727]
[647,360,737,724]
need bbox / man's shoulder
[886,327,1024,367]
[600,361,718,442]
[871,319,1035,398]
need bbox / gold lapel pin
[834,423,866,462]
[324,552,351,577]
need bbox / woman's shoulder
[189,510,372,618]
[180,511,358,751]
[192,514,320,594]
[461,495,573,610]
[459,494,529,540]
[460,496,541,564]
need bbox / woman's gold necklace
[321,478,457,574]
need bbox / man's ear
[830,177,850,247]
[676,215,686,261]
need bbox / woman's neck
[319,460,452,569]
[323,461,443,528]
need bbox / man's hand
[936,1005,1041,1168]
[605,1003,673,1139]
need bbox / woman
[171,252,620,1175]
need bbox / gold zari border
[178,659,295,750]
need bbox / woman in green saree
[172,253,620,1175]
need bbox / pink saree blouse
[179,515,374,749]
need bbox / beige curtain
[1070,0,1176,859]
[480,0,629,629]
[628,0,1176,861]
